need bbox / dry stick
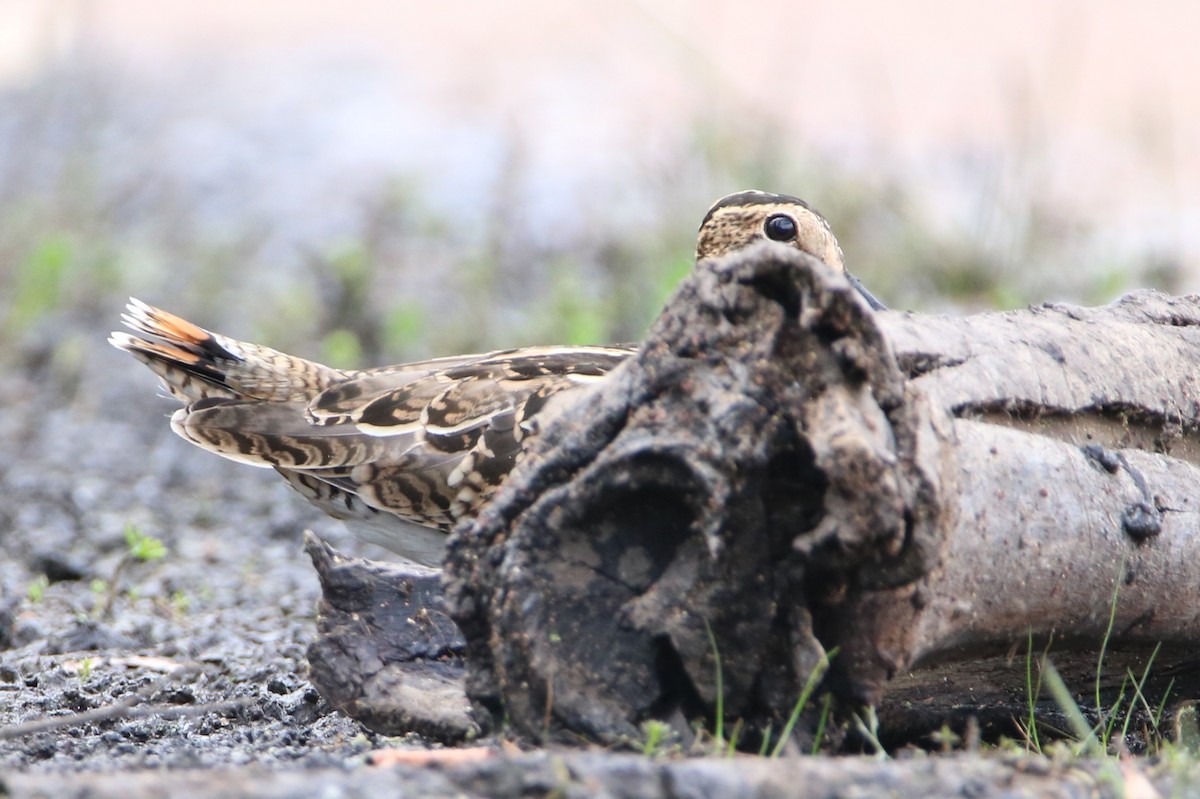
[0,663,253,740]
[0,696,254,740]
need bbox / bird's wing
[169,345,635,527]
[308,345,633,423]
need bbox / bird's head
[696,190,845,273]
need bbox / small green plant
[1118,642,1168,749]
[701,620,739,757]
[724,718,744,755]
[320,328,364,369]
[1021,628,1055,752]
[851,706,887,758]
[1093,565,1123,736]
[382,302,426,357]
[701,622,840,758]
[810,693,835,756]
[769,647,838,758]
[78,657,94,683]
[1173,703,1200,754]
[1041,659,1104,757]
[169,590,191,615]
[640,719,673,757]
[97,523,168,617]
[123,524,167,561]
[929,723,960,754]
[1022,560,1174,757]
[6,234,73,337]
[26,574,49,602]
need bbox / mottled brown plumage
[110,190,881,564]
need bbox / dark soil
[0,350,391,773]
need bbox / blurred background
[3,0,1200,391]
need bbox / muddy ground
[0,346,391,769]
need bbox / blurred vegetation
[0,54,1186,397]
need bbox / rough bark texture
[304,533,477,741]
[872,294,1200,743]
[439,241,1200,746]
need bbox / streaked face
[695,190,845,273]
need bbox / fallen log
[440,241,1200,748]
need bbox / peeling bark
[441,241,1200,746]
[304,533,477,742]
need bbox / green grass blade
[771,647,837,758]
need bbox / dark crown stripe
[700,190,815,228]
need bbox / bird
[696,190,886,310]
[109,190,883,565]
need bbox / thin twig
[0,663,252,740]
[0,696,253,740]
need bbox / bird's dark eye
[764,213,798,242]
